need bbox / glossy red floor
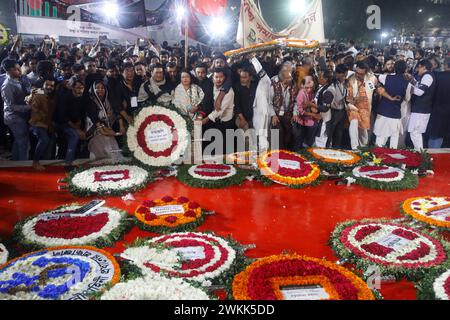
[1,154,449,300]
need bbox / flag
[181,3,206,42]
[190,0,227,16]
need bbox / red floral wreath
[371,147,423,168]
[339,222,446,268]
[137,114,179,158]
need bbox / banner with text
[236,0,325,47]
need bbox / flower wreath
[0,246,120,300]
[401,196,450,230]
[416,268,450,300]
[0,243,8,265]
[329,219,450,280]
[257,150,321,188]
[12,204,132,251]
[177,164,247,189]
[67,164,152,197]
[305,148,361,173]
[232,254,375,300]
[127,104,191,168]
[134,196,208,234]
[362,147,432,171]
[100,275,211,300]
[345,165,418,191]
[120,232,250,293]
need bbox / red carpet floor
[0,154,449,300]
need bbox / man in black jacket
[406,59,436,151]
[427,57,450,148]
[194,63,214,151]
[234,65,257,130]
[54,77,87,165]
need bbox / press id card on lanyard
[131,96,138,108]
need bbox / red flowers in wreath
[371,147,424,168]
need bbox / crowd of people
[1,35,449,170]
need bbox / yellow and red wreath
[134,196,205,233]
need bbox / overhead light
[102,1,119,19]
[209,17,229,38]
[290,0,307,14]
[382,32,388,38]
[428,17,434,22]
[176,6,186,21]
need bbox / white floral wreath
[100,275,210,300]
[16,205,129,248]
[121,232,236,286]
[341,222,444,268]
[127,106,189,167]
[0,243,8,265]
[0,247,118,300]
[70,164,150,195]
[433,270,450,300]
[187,164,237,181]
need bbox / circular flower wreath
[232,254,375,300]
[120,232,249,290]
[68,164,152,197]
[0,243,8,265]
[346,165,418,191]
[416,268,450,300]
[134,196,207,234]
[177,164,247,189]
[401,196,450,230]
[329,220,450,280]
[0,246,120,300]
[127,105,190,167]
[306,148,361,173]
[257,150,321,188]
[12,205,132,251]
[364,147,432,170]
[100,275,211,300]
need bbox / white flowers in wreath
[121,232,237,285]
[352,166,405,182]
[188,164,237,181]
[0,243,8,265]
[19,205,126,247]
[127,106,189,167]
[100,275,210,300]
[71,165,149,193]
[433,270,450,300]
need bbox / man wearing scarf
[138,63,174,106]
[346,61,378,150]
[269,62,299,150]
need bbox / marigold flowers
[232,254,375,300]
[258,150,321,187]
[134,196,205,233]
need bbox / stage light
[176,6,186,21]
[381,32,388,38]
[102,1,119,19]
[290,0,307,14]
[428,17,434,22]
[208,17,229,38]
